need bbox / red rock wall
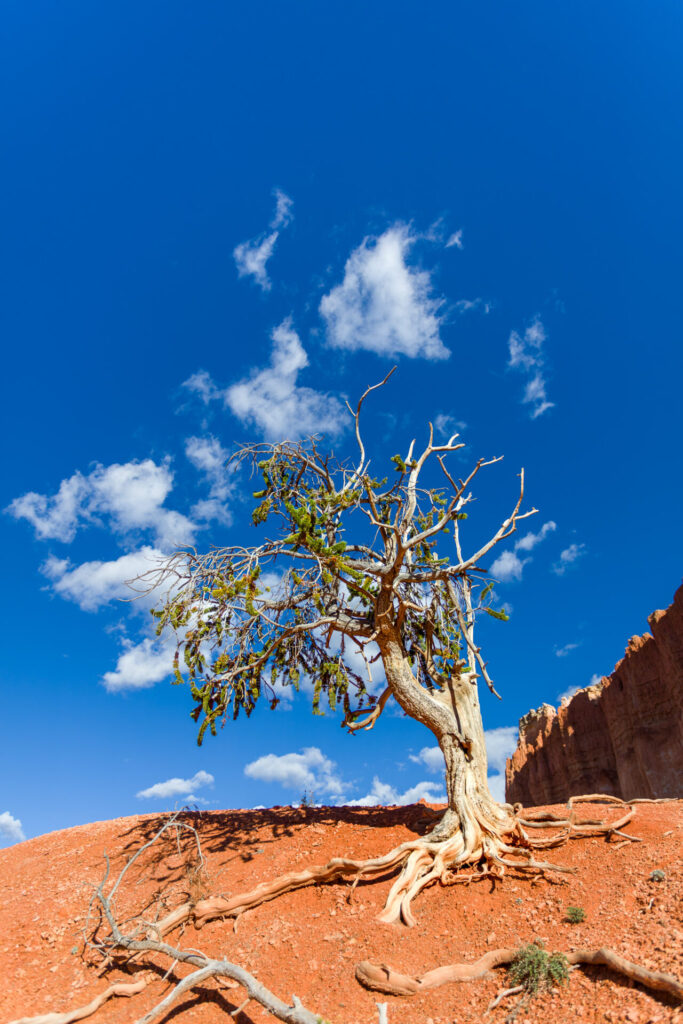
[505,583,683,805]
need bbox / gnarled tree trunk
[381,635,511,842]
[377,634,515,923]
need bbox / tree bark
[380,635,511,845]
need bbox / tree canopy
[148,371,536,748]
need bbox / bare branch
[345,687,392,731]
[342,365,397,493]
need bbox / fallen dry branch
[7,974,153,1024]
[486,984,524,1011]
[9,812,324,1024]
[355,946,683,1002]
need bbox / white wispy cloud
[433,412,467,438]
[185,435,234,525]
[489,520,557,582]
[409,746,446,773]
[555,641,580,658]
[319,224,449,360]
[552,542,586,575]
[454,298,491,315]
[42,546,165,612]
[405,727,518,805]
[8,459,196,550]
[557,673,601,704]
[485,726,519,774]
[344,778,446,807]
[507,316,554,419]
[514,521,557,552]
[102,632,176,692]
[183,370,219,404]
[136,769,214,800]
[489,549,529,583]
[484,725,518,803]
[446,229,463,250]
[225,319,346,440]
[0,811,26,846]
[244,747,348,798]
[233,188,293,291]
[183,321,345,441]
[7,474,89,543]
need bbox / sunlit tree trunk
[380,635,512,847]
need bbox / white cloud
[183,370,219,404]
[233,188,293,291]
[514,521,557,552]
[557,673,602,704]
[489,520,556,582]
[102,633,175,692]
[552,543,586,576]
[234,232,279,291]
[446,229,463,250]
[42,546,165,612]
[485,725,518,775]
[320,224,449,360]
[507,316,554,419]
[344,777,446,807]
[409,746,445,773]
[485,725,518,804]
[0,811,26,846]
[523,374,554,420]
[244,747,348,798]
[487,773,507,803]
[555,641,580,658]
[185,435,234,525]
[271,188,293,229]
[406,727,517,806]
[136,769,214,801]
[454,298,491,315]
[489,549,529,582]
[433,412,467,438]
[225,319,346,440]
[7,473,90,542]
[8,459,196,550]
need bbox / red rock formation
[506,583,683,805]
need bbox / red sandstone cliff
[505,583,683,805]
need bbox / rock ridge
[505,582,683,804]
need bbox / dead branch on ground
[8,812,322,1024]
[355,946,683,1002]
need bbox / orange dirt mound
[1,801,681,1024]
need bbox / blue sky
[2,1,682,846]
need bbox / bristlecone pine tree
[146,371,569,926]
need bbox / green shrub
[508,942,569,995]
[649,869,666,882]
[565,905,586,924]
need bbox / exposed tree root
[355,947,683,1002]
[7,974,154,1024]
[8,795,661,1024]
[143,794,641,932]
[9,813,324,1024]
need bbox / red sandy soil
[1,801,681,1024]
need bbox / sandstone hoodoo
[506,583,683,806]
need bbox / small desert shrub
[565,905,586,924]
[508,942,569,995]
[649,869,666,882]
